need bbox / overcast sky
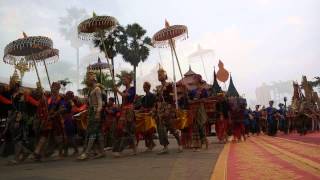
[0,0,319,102]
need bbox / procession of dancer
[0,12,319,167]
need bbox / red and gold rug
[211,134,320,180]
[277,132,320,145]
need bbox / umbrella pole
[32,59,42,89]
[99,68,102,84]
[200,55,208,81]
[43,60,51,88]
[169,39,183,79]
[170,43,178,110]
[100,36,120,105]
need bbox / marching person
[33,82,65,161]
[112,72,137,157]
[63,91,79,156]
[266,101,277,136]
[154,66,182,154]
[139,82,156,151]
[252,105,261,136]
[215,93,230,143]
[188,77,208,151]
[78,70,105,160]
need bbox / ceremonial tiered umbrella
[88,57,110,83]
[77,12,119,102]
[152,20,188,109]
[26,48,59,87]
[188,44,214,81]
[3,32,59,88]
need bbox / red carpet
[277,132,320,145]
[212,134,320,180]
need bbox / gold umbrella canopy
[77,13,119,40]
[3,32,59,88]
[3,33,53,65]
[25,48,59,66]
[152,20,188,47]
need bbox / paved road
[0,137,223,180]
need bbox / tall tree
[59,7,88,91]
[93,26,125,80]
[118,23,152,90]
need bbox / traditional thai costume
[215,98,230,142]
[43,94,66,157]
[277,106,287,134]
[252,110,261,135]
[103,103,119,148]
[266,106,277,136]
[189,88,208,149]
[154,83,181,147]
[62,97,79,156]
[230,108,245,141]
[112,87,136,153]
[140,92,156,150]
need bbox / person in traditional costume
[33,82,66,161]
[62,91,79,156]
[26,83,42,140]
[229,98,246,142]
[137,82,157,151]
[78,70,105,160]
[215,93,230,143]
[277,103,288,134]
[0,84,13,157]
[12,83,43,163]
[178,84,192,149]
[0,84,12,135]
[260,106,267,134]
[102,97,119,149]
[5,71,33,164]
[251,105,261,135]
[112,72,137,157]
[266,100,277,136]
[188,78,208,151]
[244,107,253,137]
[154,66,182,154]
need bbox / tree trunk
[133,65,137,91]
[111,58,119,104]
[76,48,80,92]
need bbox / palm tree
[59,7,88,91]
[93,26,126,80]
[93,26,126,103]
[118,23,152,90]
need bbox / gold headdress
[9,69,21,86]
[86,67,97,81]
[157,63,167,76]
[122,72,133,82]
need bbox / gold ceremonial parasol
[152,20,188,109]
[78,12,119,103]
[3,32,59,88]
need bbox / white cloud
[286,16,304,26]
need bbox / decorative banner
[216,60,229,82]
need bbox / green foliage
[118,23,152,67]
[93,26,126,60]
[92,23,152,90]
